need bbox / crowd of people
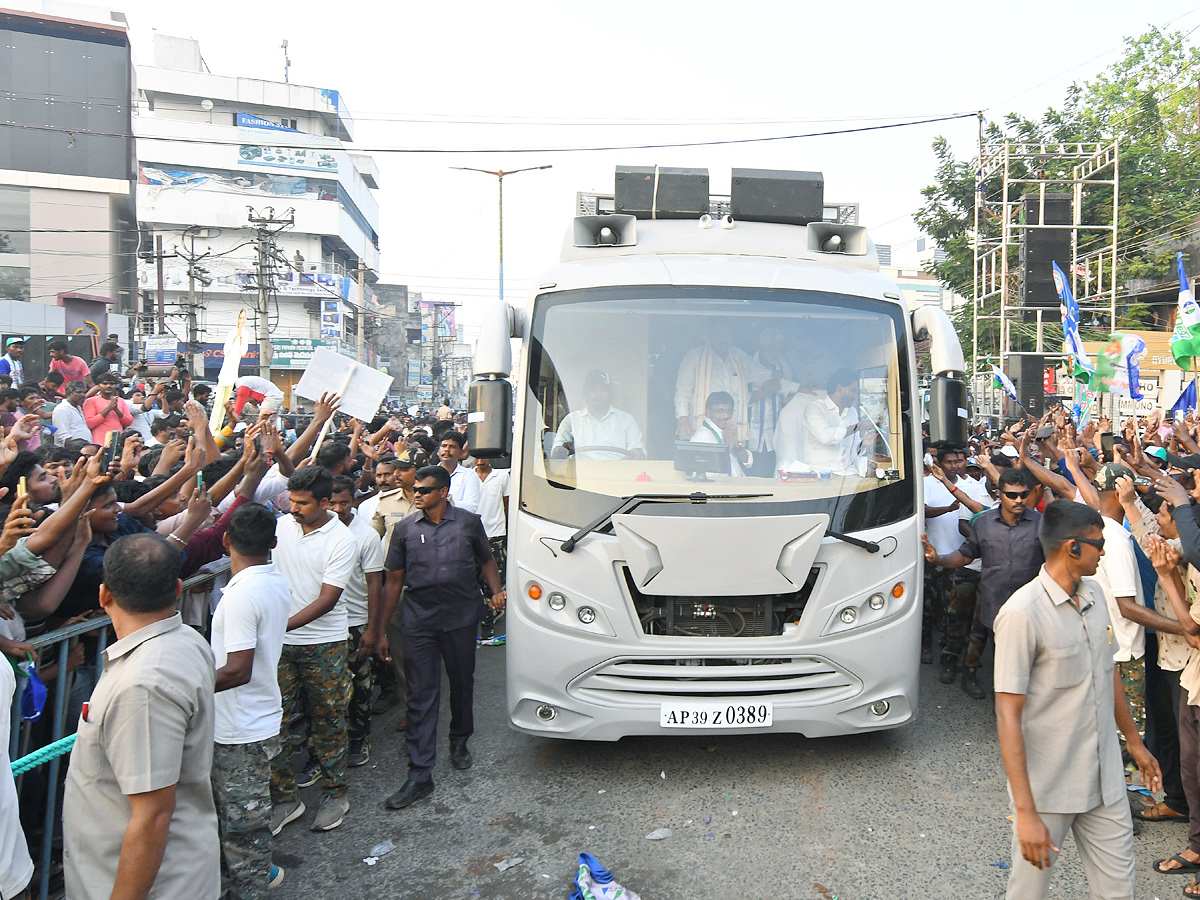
[0,340,508,900]
[14,327,1200,900]
[921,405,1200,898]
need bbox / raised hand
[314,392,342,423]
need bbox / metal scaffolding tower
[972,140,1119,419]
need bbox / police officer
[373,465,505,809]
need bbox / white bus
[469,167,966,740]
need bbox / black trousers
[402,625,477,782]
[1146,634,1189,815]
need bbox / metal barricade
[8,559,230,900]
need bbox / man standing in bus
[674,322,797,442]
[800,368,876,474]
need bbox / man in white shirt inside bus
[801,368,877,474]
[689,391,752,477]
[551,369,645,461]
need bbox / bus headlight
[839,607,857,625]
[578,606,597,624]
[548,592,567,611]
[868,593,885,611]
[870,700,890,717]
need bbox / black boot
[939,660,957,684]
[962,667,986,700]
[921,631,934,665]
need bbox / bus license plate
[660,701,773,729]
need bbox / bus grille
[623,566,821,637]
[569,656,860,703]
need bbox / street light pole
[452,165,552,304]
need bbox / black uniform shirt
[960,506,1044,628]
[385,504,493,633]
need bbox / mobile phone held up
[100,430,125,472]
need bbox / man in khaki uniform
[994,499,1161,900]
[63,533,219,900]
[367,453,417,721]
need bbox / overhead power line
[3,111,980,154]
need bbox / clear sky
[36,0,1200,342]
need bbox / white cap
[999,445,1019,459]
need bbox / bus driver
[550,369,646,461]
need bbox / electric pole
[356,258,366,364]
[246,206,294,382]
[181,227,212,377]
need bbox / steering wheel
[572,445,638,460]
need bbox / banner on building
[321,300,343,338]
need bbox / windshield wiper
[825,528,880,553]
[559,492,769,553]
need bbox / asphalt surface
[273,643,1188,900]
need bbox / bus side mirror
[928,376,968,448]
[468,378,513,458]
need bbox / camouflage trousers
[347,625,373,743]
[1118,657,1146,765]
[940,570,979,666]
[270,640,350,804]
[212,736,281,900]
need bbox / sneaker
[296,757,322,789]
[348,739,370,768]
[479,622,495,641]
[268,865,285,890]
[311,794,349,832]
[270,800,305,836]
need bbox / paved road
[273,645,1185,900]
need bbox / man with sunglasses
[923,468,1044,699]
[994,499,1160,899]
[375,465,505,811]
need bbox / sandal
[1139,802,1189,822]
[1184,879,1200,897]
[1156,855,1200,874]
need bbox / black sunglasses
[1073,536,1105,552]
[413,485,442,495]
[1001,490,1031,499]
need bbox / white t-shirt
[342,511,385,628]
[1094,516,1146,663]
[476,469,509,538]
[954,476,994,573]
[273,513,356,646]
[210,563,290,744]
[447,463,481,514]
[924,474,962,556]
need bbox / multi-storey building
[0,3,136,359]
[135,34,381,401]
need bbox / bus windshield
[521,286,916,532]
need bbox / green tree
[916,27,1200,369]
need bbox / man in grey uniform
[994,499,1160,899]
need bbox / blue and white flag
[1172,253,1200,370]
[1172,378,1197,416]
[1053,261,1094,382]
[991,364,1021,405]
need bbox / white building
[880,237,966,313]
[134,34,381,402]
